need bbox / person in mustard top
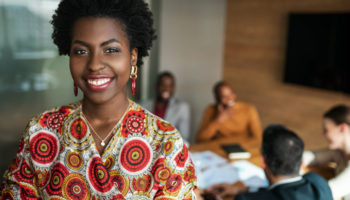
[196,81,262,143]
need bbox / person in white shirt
[142,71,191,143]
[304,104,350,200]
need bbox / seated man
[142,71,191,142]
[208,125,333,200]
[196,81,262,143]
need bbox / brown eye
[105,48,120,54]
[73,49,88,55]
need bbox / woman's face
[70,17,137,104]
[323,118,344,149]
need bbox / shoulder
[23,102,80,138]
[124,101,181,140]
[303,172,329,187]
[236,101,256,110]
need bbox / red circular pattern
[87,156,114,194]
[20,184,37,200]
[70,119,87,140]
[132,175,152,192]
[13,160,33,184]
[104,156,114,171]
[122,111,146,137]
[184,165,196,182]
[127,116,144,133]
[29,131,59,166]
[62,173,90,200]
[66,152,83,170]
[120,139,152,174]
[175,144,189,168]
[46,162,69,195]
[163,141,173,154]
[47,113,64,129]
[165,174,182,193]
[110,171,129,196]
[156,120,175,132]
[152,158,170,188]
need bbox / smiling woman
[0,0,197,199]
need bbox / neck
[82,93,129,122]
[156,96,170,104]
[268,174,298,185]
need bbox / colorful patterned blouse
[1,100,197,199]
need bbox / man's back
[235,173,333,200]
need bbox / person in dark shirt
[208,125,333,200]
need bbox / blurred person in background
[142,71,191,143]
[207,125,332,200]
[196,81,262,143]
[304,104,350,200]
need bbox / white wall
[158,0,226,143]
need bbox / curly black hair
[51,0,156,66]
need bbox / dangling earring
[130,65,138,95]
[74,84,78,96]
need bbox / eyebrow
[72,39,120,47]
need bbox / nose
[87,51,105,72]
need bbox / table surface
[189,136,336,200]
[190,136,262,166]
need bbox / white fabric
[303,151,350,199]
[328,160,350,200]
[303,151,316,166]
[268,176,303,190]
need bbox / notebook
[221,143,251,159]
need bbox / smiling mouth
[85,77,113,91]
[87,78,111,86]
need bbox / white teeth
[87,78,111,86]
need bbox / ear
[131,48,138,66]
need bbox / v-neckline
[79,100,133,159]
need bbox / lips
[85,75,113,91]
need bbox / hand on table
[207,181,248,198]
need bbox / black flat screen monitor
[284,13,350,94]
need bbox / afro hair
[51,0,156,66]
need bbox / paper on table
[191,151,268,189]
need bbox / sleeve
[247,106,262,140]
[153,134,197,200]
[195,106,220,143]
[328,164,350,199]
[304,149,345,167]
[1,122,40,199]
[177,103,191,142]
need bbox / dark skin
[70,17,138,154]
[155,76,175,112]
[215,85,236,123]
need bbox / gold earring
[130,65,138,95]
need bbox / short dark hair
[213,81,229,103]
[324,105,350,125]
[156,71,175,86]
[51,0,156,67]
[262,125,304,176]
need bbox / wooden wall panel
[224,0,350,149]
